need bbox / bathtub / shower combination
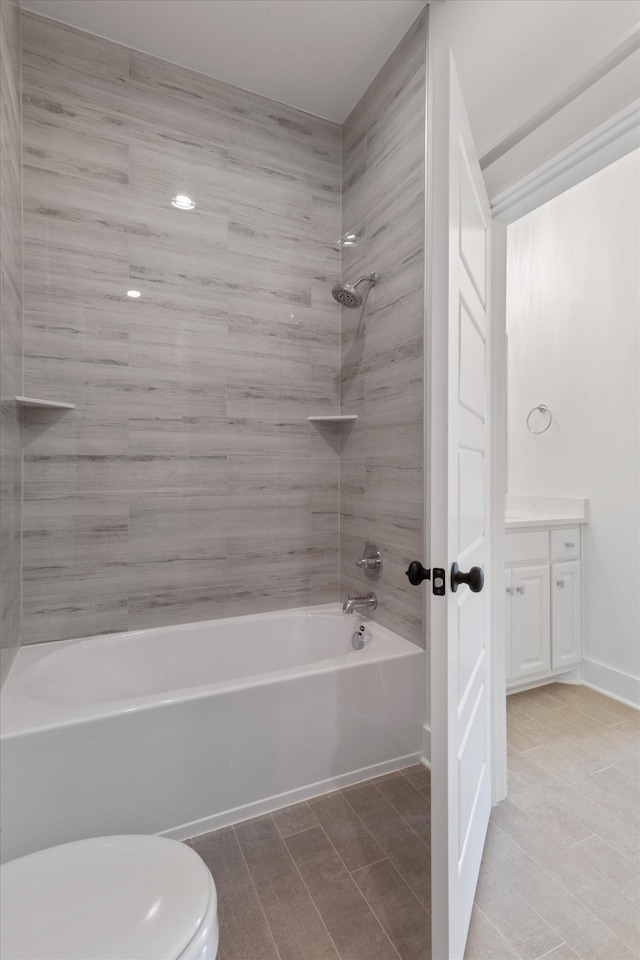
[0,604,425,863]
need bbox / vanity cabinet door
[511,564,551,679]
[552,561,582,669]
[505,568,513,681]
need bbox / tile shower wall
[339,12,426,645]
[20,12,341,643]
[0,0,23,683]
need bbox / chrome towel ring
[526,404,552,435]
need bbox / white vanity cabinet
[505,524,583,688]
[508,564,551,680]
[551,559,582,669]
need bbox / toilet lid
[0,835,215,960]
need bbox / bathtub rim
[1,603,424,738]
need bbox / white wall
[428,0,640,198]
[506,149,640,705]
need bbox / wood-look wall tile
[365,457,422,503]
[128,454,228,499]
[229,297,339,348]
[23,121,129,196]
[340,494,422,555]
[0,499,20,575]
[227,456,337,502]
[23,454,131,501]
[0,0,23,677]
[129,572,313,632]
[227,532,337,575]
[128,139,228,213]
[339,12,425,648]
[21,10,342,641]
[0,557,21,652]
[22,590,129,644]
[22,11,128,86]
[127,553,228,595]
[22,498,128,566]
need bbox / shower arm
[353,273,378,288]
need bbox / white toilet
[0,835,219,960]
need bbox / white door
[512,564,551,679]
[429,48,492,960]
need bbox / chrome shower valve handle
[354,545,382,580]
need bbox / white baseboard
[506,666,581,695]
[582,658,640,710]
[422,724,431,768]
[161,751,423,843]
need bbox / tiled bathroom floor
[189,684,639,960]
[466,683,640,960]
[189,764,431,960]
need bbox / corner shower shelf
[306,415,358,422]
[15,396,75,410]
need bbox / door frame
[487,100,640,802]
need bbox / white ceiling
[429,0,640,160]
[19,0,427,122]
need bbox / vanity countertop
[505,495,587,530]
[505,515,587,530]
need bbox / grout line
[398,764,431,792]
[488,820,631,958]
[231,822,284,960]
[496,690,640,955]
[369,773,431,849]
[466,902,519,960]
[566,833,596,849]
[313,821,403,960]
[572,836,640,909]
[274,821,318,841]
[534,943,572,960]
[341,784,432,916]
[272,804,319,841]
[349,856,389,875]
[475,858,566,959]
[275,817,350,960]
[508,704,634,802]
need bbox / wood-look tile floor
[188,684,639,960]
[466,683,640,960]
[188,765,432,960]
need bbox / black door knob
[406,561,431,586]
[451,563,484,593]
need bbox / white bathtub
[0,604,425,862]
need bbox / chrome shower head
[331,273,378,308]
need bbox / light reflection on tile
[20,9,341,642]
